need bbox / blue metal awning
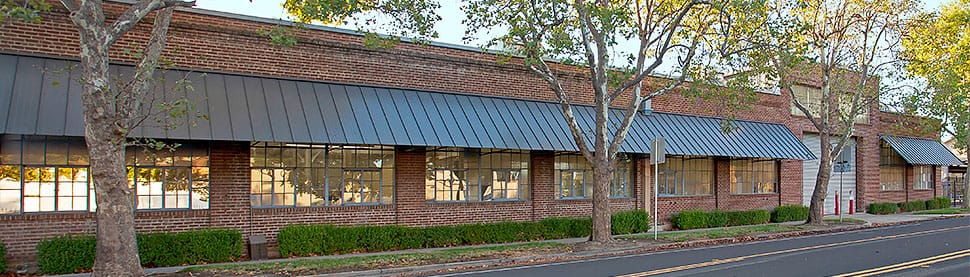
[880,135,964,165]
[0,53,815,160]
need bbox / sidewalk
[53,213,965,277]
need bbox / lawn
[824,218,866,223]
[914,208,970,215]
[176,242,567,276]
[624,224,815,242]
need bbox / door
[802,134,857,215]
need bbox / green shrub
[867,202,898,214]
[931,197,952,209]
[0,240,6,273]
[726,210,770,226]
[611,210,650,234]
[38,230,242,274]
[539,218,574,239]
[672,210,710,230]
[926,199,941,210]
[36,235,95,274]
[277,224,327,257]
[899,201,927,212]
[707,211,729,228]
[138,229,242,267]
[772,205,810,222]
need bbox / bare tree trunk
[76,33,144,277]
[808,134,832,225]
[590,158,613,242]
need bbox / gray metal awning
[880,135,964,165]
[0,53,814,160]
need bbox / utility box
[249,235,267,260]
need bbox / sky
[196,0,950,49]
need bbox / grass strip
[914,208,970,215]
[823,218,867,223]
[181,242,566,275]
[623,224,813,242]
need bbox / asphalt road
[434,217,970,277]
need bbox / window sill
[729,192,778,196]
[659,194,714,198]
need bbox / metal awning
[0,53,814,160]
[880,135,964,165]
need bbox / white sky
[196,0,949,47]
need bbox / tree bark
[807,132,833,225]
[75,27,144,277]
[590,155,613,242]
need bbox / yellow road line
[833,249,970,277]
[617,225,970,277]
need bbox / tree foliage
[901,0,969,151]
[758,0,920,224]
[282,0,441,47]
[463,0,767,241]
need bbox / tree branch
[106,0,194,46]
[124,7,175,126]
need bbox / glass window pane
[0,135,21,164]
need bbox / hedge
[868,202,898,214]
[926,197,952,210]
[278,211,649,257]
[36,235,95,274]
[36,229,242,274]
[771,205,809,222]
[899,200,927,212]
[0,240,6,273]
[671,209,771,230]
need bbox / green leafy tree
[463,0,766,242]
[758,0,920,224]
[901,0,969,207]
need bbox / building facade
[0,2,962,263]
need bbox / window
[730,159,778,194]
[127,143,209,210]
[879,141,905,191]
[0,135,93,214]
[426,148,530,202]
[250,143,394,207]
[791,85,868,123]
[554,154,633,199]
[915,165,932,190]
[658,156,714,196]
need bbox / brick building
[0,2,963,264]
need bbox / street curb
[320,216,967,277]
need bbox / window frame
[1,135,94,214]
[879,141,905,191]
[425,148,531,203]
[658,156,714,197]
[249,143,394,208]
[554,153,633,199]
[729,158,779,195]
[914,165,932,190]
[127,143,210,211]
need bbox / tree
[464,0,764,242]
[50,0,193,276]
[900,0,969,207]
[761,0,919,224]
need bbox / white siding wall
[802,134,857,214]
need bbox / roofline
[878,134,943,142]
[1,51,792,132]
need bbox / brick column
[208,141,252,235]
[530,151,555,220]
[394,147,426,226]
[714,159,730,210]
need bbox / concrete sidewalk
[52,212,965,277]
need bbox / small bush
[930,197,952,209]
[707,211,729,228]
[727,210,770,226]
[926,199,941,210]
[672,210,710,230]
[899,201,927,212]
[868,202,898,214]
[38,230,243,274]
[138,229,242,267]
[0,240,6,273]
[36,235,95,274]
[772,205,810,222]
[611,210,650,234]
